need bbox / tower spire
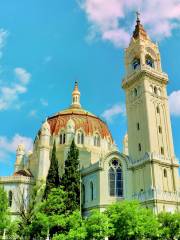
[71,81,81,108]
[132,12,148,40]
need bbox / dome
[47,107,113,141]
[47,82,113,142]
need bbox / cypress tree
[44,141,60,199]
[61,139,80,213]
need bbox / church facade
[0,17,179,217]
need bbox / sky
[0,0,180,176]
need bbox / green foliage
[53,211,86,240]
[60,139,80,213]
[29,188,68,239]
[85,209,113,240]
[41,188,68,216]
[44,141,60,199]
[16,184,43,239]
[0,187,10,232]
[106,201,160,240]
[158,211,180,240]
[28,212,49,239]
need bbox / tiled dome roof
[47,106,113,141]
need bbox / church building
[0,16,179,217]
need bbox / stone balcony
[0,175,33,184]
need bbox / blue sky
[0,0,180,176]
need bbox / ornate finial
[136,11,140,23]
[132,11,148,40]
[71,81,81,108]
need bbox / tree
[106,201,160,240]
[60,139,80,213]
[44,141,60,199]
[53,210,87,240]
[85,209,113,240]
[15,185,42,239]
[158,211,180,240]
[0,187,9,234]
[29,188,68,239]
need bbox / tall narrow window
[77,133,81,144]
[164,169,167,178]
[8,190,13,207]
[132,58,140,70]
[90,182,94,201]
[134,88,138,97]
[60,134,62,144]
[154,86,157,94]
[77,131,84,144]
[138,143,142,152]
[81,133,84,144]
[161,147,164,155]
[109,160,123,197]
[137,122,140,130]
[94,134,100,147]
[82,184,85,204]
[116,167,123,197]
[158,126,162,134]
[157,106,160,114]
[145,55,154,68]
[63,133,66,144]
[60,133,66,144]
[109,168,115,196]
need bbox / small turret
[38,119,51,181]
[15,144,25,172]
[71,81,81,108]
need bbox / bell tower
[122,14,179,212]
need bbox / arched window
[158,126,162,134]
[90,182,94,201]
[8,190,13,207]
[94,134,100,147]
[77,132,81,144]
[60,132,66,144]
[154,86,157,94]
[82,184,85,204]
[164,169,167,178]
[157,106,160,114]
[77,131,84,144]
[146,55,154,68]
[134,88,138,97]
[161,147,164,155]
[109,160,123,197]
[132,58,140,70]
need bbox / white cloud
[0,68,31,111]
[169,90,180,116]
[101,103,125,122]
[14,67,31,85]
[0,134,33,165]
[0,29,8,58]
[78,0,180,47]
